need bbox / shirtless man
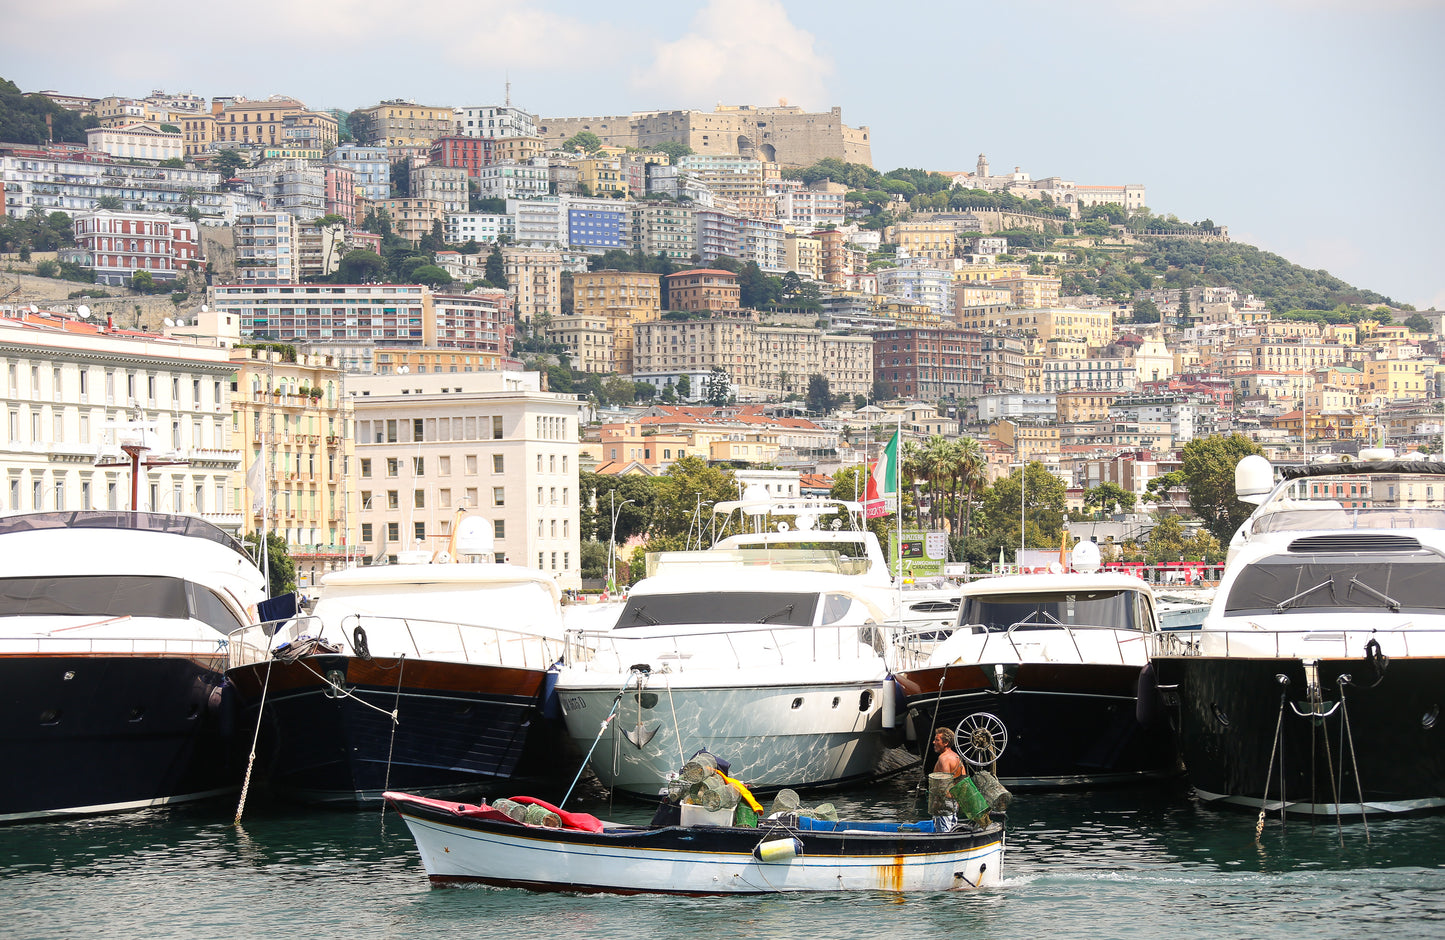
[932,727,967,779]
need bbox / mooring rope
[1337,677,1371,844]
[234,624,280,826]
[665,674,685,770]
[559,671,638,809]
[1256,687,1288,841]
[380,654,406,813]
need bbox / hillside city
[2,84,1443,591]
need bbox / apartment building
[348,371,583,589]
[501,248,571,324]
[666,269,740,312]
[455,105,538,139]
[872,327,986,402]
[326,144,391,201]
[0,315,241,526]
[568,270,662,374]
[2,148,226,219]
[85,123,184,162]
[231,348,353,585]
[213,283,431,345]
[375,197,446,243]
[215,97,338,152]
[442,213,513,245]
[70,210,200,286]
[634,202,698,262]
[475,161,551,201]
[959,307,1114,347]
[741,217,786,274]
[233,211,300,284]
[349,100,457,149]
[236,159,327,221]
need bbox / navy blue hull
[0,654,237,822]
[1152,654,1445,814]
[899,662,1179,787]
[228,656,577,804]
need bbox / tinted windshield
[0,575,245,634]
[959,590,1145,632]
[616,591,820,628]
[1224,554,1445,615]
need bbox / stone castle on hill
[537,104,871,169]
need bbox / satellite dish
[164,318,175,327]
[77,305,91,318]
[200,304,209,313]
[175,318,185,326]
[454,516,495,557]
[29,304,39,313]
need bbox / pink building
[324,165,358,225]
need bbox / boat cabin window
[819,592,866,625]
[959,590,1145,632]
[0,575,245,634]
[1224,554,1445,615]
[616,591,820,628]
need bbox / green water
[3,776,1443,940]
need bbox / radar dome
[1235,454,1274,503]
[1071,540,1101,574]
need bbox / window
[413,456,424,475]
[493,487,505,506]
[414,522,425,541]
[466,455,478,474]
[413,418,424,440]
[438,456,450,475]
[360,458,372,478]
[360,489,372,508]
[387,490,399,509]
[414,489,425,509]
[494,519,505,538]
[493,454,504,473]
[387,522,400,540]
[492,416,503,439]
[387,458,399,477]
[361,523,373,541]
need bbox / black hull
[1152,654,1445,816]
[0,654,237,822]
[228,656,577,804]
[899,662,1179,787]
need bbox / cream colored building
[994,275,1062,308]
[377,197,447,244]
[547,314,613,374]
[570,269,662,374]
[348,371,584,589]
[230,347,353,587]
[885,221,956,260]
[1362,359,1435,403]
[86,123,184,162]
[350,100,458,149]
[959,307,1114,347]
[783,233,822,281]
[215,97,338,152]
[502,248,570,324]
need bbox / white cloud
[631,0,832,109]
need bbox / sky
[5,0,1443,309]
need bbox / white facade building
[348,370,583,589]
[475,161,550,201]
[0,316,242,528]
[456,105,539,139]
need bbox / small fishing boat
[385,790,1004,894]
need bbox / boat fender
[882,678,897,729]
[753,837,802,863]
[352,625,372,661]
[1136,662,1163,728]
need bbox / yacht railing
[563,622,893,675]
[893,622,1150,670]
[227,613,564,671]
[1145,625,1445,659]
[0,634,229,656]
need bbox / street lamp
[607,493,634,595]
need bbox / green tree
[411,264,453,288]
[655,140,693,163]
[980,462,1067,561]
[1084,482,1137,517]
[211,149,247,178]
[1405,313,1433,333]
[1181,433,1265,544]
[676,374,691,399]
[485,245,508,288]
[806,374,833,415]
[704,368,731,405]
[242,531,297,597]
[335,248,385,283]
[1130,298,1161,324]
[563,131,603,153]
[129,270,157,293]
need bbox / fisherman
[932,727,967,779]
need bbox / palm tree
[953,436,986,542]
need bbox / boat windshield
[615,591,821,628]
[0,575,247,633]
[959,590,1146,632]
[1223,553,1445,615]
[1252,471,1445,535]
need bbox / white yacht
[555,549,902,797]
[0,511,268,822]
[1149,452,1445,816]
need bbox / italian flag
[864,430,899,519]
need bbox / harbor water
[3,774,1443,940]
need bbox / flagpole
[894,415,903,621]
